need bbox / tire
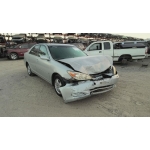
[121,58,128,65]
[27,64,34,76]
[54,75,66,97]
[10,53,18,60]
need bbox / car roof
[36,43,75,47]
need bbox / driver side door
[86,43,103,56]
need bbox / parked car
[24,43,119,103]
[71,43,85,50]
[51,36,64,43]
[136,41,150,57]
[35,34,49,43]
[12,34,30,44]
[0,35,7,58]
[66,38,85,50]
[6,42,36,60]
[84,41,147,64]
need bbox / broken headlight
[67,71,92,80]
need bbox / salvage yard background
[0,58,150,117]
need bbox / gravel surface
[0,58,150,117]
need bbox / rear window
[104,42,111,50]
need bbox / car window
[104,42,111,50]
[38,45,48,56]
[114,43,122,49]
[89,43,102,51]
[29,45,40,56]
[21,44,28,49]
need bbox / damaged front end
[59,66,119,103]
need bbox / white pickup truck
[84,41,147,63]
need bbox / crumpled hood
[58,55,113,74]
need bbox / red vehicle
[6,42,36,60]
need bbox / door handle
[99,51,102,53]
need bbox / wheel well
[10,52,18,56]
[118,54,132,61]
[52,73,59,86]
[26,62,29,68]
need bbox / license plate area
[100,79,110,85]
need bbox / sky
[113,33,150,39]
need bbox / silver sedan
[24,43,119,103]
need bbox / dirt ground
[0,57,150,117]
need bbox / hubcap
[11,53,17,60]
[27,66,31,75]
[54,79,62,94]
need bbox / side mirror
[40,55,50,61]
[19,46,21,49]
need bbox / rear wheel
[27,64,34,76]
[10,53,18,60]
[119,55,132,65]
[121,58,128,65]
[54,75,66,97]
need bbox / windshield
[48,46,87,60]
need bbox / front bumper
[59,74,119,103]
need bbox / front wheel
[54,75,66,97]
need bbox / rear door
[28,45,40,73]
[36,45,51,81]
[85,42,103,56]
